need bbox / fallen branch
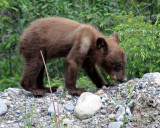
[40,50,59,128]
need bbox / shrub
[111,14,160,78]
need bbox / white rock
[48,102,62,115]
[142,72,160,81]
[0,99,7,115]
[74,92,102,120]
[66,94,72,99]
[62,119,72,128]
[109,114,115,119]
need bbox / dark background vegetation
[0,0,160,91]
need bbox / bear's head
[96,33,127,82]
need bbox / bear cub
[19,17,127,96]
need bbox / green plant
[111,83,142,128]
[111,13,160,79]
[23,96,34,128]
[76,76,96,90]
[52,114,71,128]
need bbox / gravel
[0,72,160,128]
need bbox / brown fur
[19,17,127,96]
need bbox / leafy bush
[112,14,160,78]
[0,0,160,91]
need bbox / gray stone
[121,91,127,97]
[115,105,132,121]
[142,73,154,81]
[48,102,62,114]
[64,104,75,111]
[74,92,102,120]
[66,94,72,100]
[16,110,21,114]
[0,99,7,115]
[11,123,19,127]
[4,88,21,94]
[138,82,143,89]
[128,101,135,108]
[142,72,160,82]
[108,121,123,128]
[116,115,124,121]
[100,109,107,115]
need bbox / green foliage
[0,0,160,91]
[111,83,142,128]
[45,76,95,91]
[45,77,64,88]
[76,76,96,90]
[112,13,160,78]
[24,97,34,128]
[52,114,71,128]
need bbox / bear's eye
[115,63,121,72]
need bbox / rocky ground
[0,72,160,128]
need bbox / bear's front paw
[104,83,118,87]
[69,88,86,96]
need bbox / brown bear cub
[19,17,127,96]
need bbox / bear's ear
[111,33,119,44]
[96,37,108,51]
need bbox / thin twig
[57,101,60,128]
[131,0,142,16]
[136,94,139,128]
[123,30,143,35]
[140,91,142,128]
[40,50,58,128]
[123,0,130,11]
[140,1,153,11]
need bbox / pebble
[0,98,7,115]
[62,118,72,127]
[100,109,107,115]
[108,114,115,119]
[128,101,135,108]
[48,102,62,114]
[16,110,21,114]
[138,82,143,89]
[96,89,104,95]
[66,94,72,100]
[108,121,123,128]
[64,104,75,111]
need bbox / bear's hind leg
[21,59,46,96]
[36,65,58,93]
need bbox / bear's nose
[123,77,127,81]
[118,77,127,82]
